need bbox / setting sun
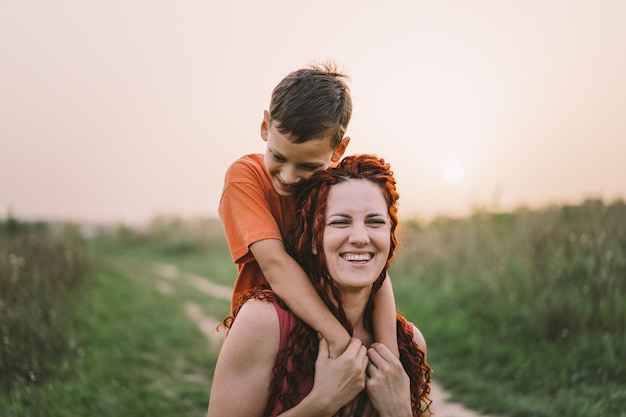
[443,161,465,185]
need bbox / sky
[2,0,625,225]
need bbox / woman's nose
[348,223,369,246]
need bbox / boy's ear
[260,110,270,142]
[331,136,350,162]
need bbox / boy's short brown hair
[268,60,352,148]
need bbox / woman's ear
[312,240,318,255]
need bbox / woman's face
[322,179,391,292]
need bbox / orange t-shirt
[218,154,296,310]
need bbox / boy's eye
[273,154,287,163]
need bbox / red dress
[266,298,314,417]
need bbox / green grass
[392,199,626,417]
[0,219,90,397]
[395,273,625,416]
[3,200,625,417]
[93,216,235,287]
[1,219,230,416]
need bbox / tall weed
[0,217,90,395]
[392,198,626,416]
[396,198,626,341]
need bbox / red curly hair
[226,154,432,416]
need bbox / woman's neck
[341,289,374,346]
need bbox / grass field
[1,200,625,416]
[0,217,229,417]
[391,199,626,417]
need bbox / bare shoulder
[231,297,280,339]
[215,297,280,376]
[411,324,427,358]
[208,297,279,416]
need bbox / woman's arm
[207,298,279,417]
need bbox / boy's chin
[272,183,294,197]
[275,190,293,197]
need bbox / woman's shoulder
[237,296,278,323]
[410,324,427,357]
[230,296,281,342]
[398,316,428,358]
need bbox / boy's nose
[281,166,300,185]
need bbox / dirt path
[427,381,494,417]
[155,263,491,417]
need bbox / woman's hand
[365,343,412,417]
[310,337,369,415]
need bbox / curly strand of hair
[263,311,319,416]
[397,316,433,417]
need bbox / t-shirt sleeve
[219,159,283,263]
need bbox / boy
[218,61,398,358]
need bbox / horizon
[4,193,623,229]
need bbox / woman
[207,154,432,417]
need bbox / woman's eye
[368,219,387,226]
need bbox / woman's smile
[340,252,373,263]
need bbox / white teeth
[342,253,371,261]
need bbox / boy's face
[261,111,350,197]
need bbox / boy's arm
[373,275,400,357]
[250,238,351,357]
